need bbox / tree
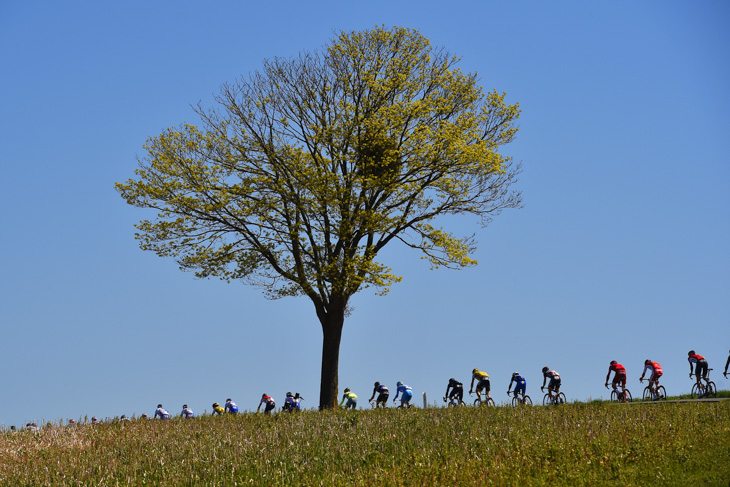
[116,26,522,409]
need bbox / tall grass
[1,401,727,486]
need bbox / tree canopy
[116,26,522,408]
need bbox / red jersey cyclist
[639,359,663,399]
[687,350,709,396]
[605,360,628,401]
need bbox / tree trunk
[318,302,345,410]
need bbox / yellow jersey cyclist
[340,388,358,409]
[211,402,225,415]
[469,368,492,403]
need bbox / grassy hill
[1,400,728,486]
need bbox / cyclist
[508,372,527,401]
[224,398,239,414]
[257,393,276,414]
[282,392,302,412]
[639,359,663,399]
[688,350,709,396]
[212,402,225,415]
[154,404,171,420]
[605,360,628,401]
[339,388,358,409]
[180,404,195,419]
[369,381,389,408]
[393,381,413,408]
[444,378,464,404]
[541,367,561,402]
[469,368,491,403]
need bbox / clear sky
[1,1,728,427]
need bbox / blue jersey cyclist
[508,372,527,399]
[180,404,195,419]
[393,381,413,407]
[224,398,239,414]
[154,404,170,419]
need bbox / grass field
[1,399,728,486]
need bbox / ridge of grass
[1,400,728,486]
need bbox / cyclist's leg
[475,382,484,401]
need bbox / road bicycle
[640,377,666,401]
[369,399,388,409]
[394,398,414,409]
[507,391,532,407]
[443,395,466,407]
[542,389,566,405]
[605,384,632,403]
[470,391,495,407]
[690,368,717,399]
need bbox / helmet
[397,381,403,386]
[688,350,695,356]
[226,398,232,402]
[374,381,380,387]
[512,372,519,377]
[610,360,617,365]
[449,378,456,383]
[645,359,651,365]
[344,388,350,393]
[182,404,188,409]
[472,368,478,374]
[542,367,548,373]
[157,404,163,408]
[262,393,267,397]
[286,392,293,397]
[212,403,219,407]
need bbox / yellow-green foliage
[115,26,522,303]
[2,402,728,486]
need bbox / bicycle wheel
[556,392,567,405]
[656,386,667,400]
[473,397,482,406]
[486,397,495,407]
[623,389,632,403]
[542,393,552,406]
[511,396,519,408]
[523,395,533,406]
[610,390,618,402]
[705,381,717,398]
[642,386,652,401]
[691,383,699,399]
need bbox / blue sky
[1,1,728,426]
